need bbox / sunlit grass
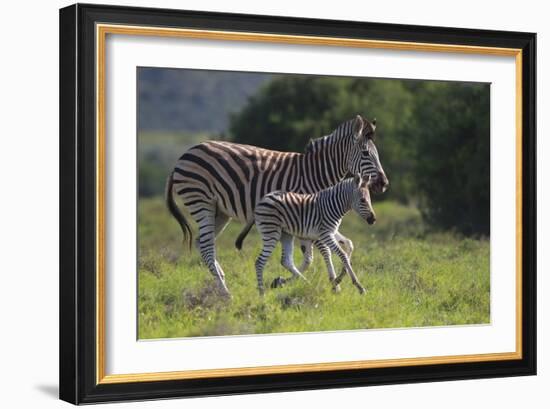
[138,197,489,339]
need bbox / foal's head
[351,174,376,225]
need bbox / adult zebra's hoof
[218,290,233,300]
[358,286,367,295]
[215,285,232,299]
[271,276,286,289]
[332,284,342,293]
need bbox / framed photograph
[59,3,536,404]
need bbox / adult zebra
[165,115,388,296]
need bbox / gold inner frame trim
[95,23,523,385]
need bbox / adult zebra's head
[348,115,389,194]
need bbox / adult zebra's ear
[353,115,364,138]
[305,138,314,153]
[364,118,377,140]
[353,115,367,151]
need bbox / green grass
[138,197,490,339]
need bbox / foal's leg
[298,239,314,273]
[335,231,354,258]
[334,231,354,281]
[255,229,281,295]
[314,241,341,292]
[193,205,231,297]
[279,233,308,285]
[325,235,366,295]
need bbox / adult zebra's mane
[304,119,354,154]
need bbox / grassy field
[138,196,490,339]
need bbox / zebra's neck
[317,179,355,220]
[298,123,354,193]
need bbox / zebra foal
[248,174,376,295]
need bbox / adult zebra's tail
[165,172,193,250]
[235,220,254,250]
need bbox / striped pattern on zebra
[165,115,387,296]
[252,174,375,295]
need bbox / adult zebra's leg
[334,231,354,282]
[214,211,231,238]
[297,240,314,273]
[194,207,231,297]
[314,241,341,293]
[278,233,308,287]
[325,236,366,295]
[213,211,231,282]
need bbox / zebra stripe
[253,175,375,295]
[166,115,387,296]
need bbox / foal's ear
[353,173,362,187]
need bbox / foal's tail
[235,219,254,250]
[165,172,193,251]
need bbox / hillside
[138,67,272,132]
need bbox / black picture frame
[59,3,536,404]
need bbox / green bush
[408,83,490,235]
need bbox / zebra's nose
[367,214,376,225]
[379,173,389,191]
[372,173,388,194]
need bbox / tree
[230,76,348,152]
[230,75,490,235]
